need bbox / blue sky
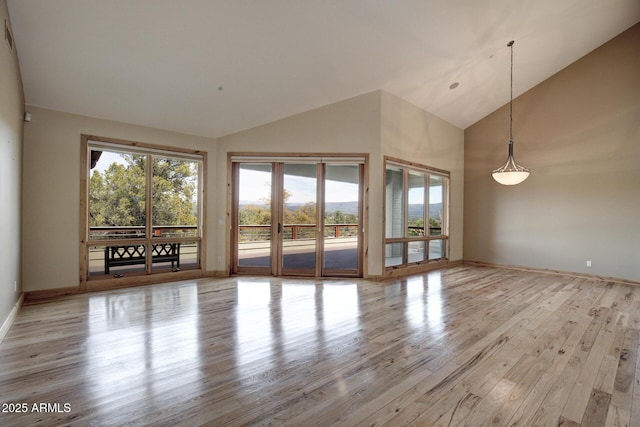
[96,156,442,205]
[239,168,442,204]
[239,168,361,204]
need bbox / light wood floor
[1,266,639,426]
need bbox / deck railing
[238,224,359,242]
[89,225,198,239]
[89,224,441,241]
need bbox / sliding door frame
[229,153,367,278]
[320,162,365,277]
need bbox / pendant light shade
[492,140,530,185]
[492,41,530,185]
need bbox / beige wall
[0,0,24,324]
[22,107,217,291]
[464,23,640,281]
[381,91,465,262]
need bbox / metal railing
[238,224,359,242]
[89,225,198,239]
[89,224,440,241]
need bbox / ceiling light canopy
[492,40,530,186]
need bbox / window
[81,136,205,283]
[384,157,449,269]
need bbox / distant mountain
[282,201,360,215]
[239,201,441,219]
[323,201,359,215]
[409,203,442,220]
[239,201,269,208]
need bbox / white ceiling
[7,0,640,139]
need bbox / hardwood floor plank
[604,404,631,427]
[557,416,581,427]
[499,311,594,426]
[456,379,515,426]
[611,327,640,427]
[581,389,612,427]
[333,360,461,426]
[0,266,638,426]
[523,349,589,426]
[632,338,640,427]
[487,355,547,426]
[415,388,481,426]
[561,308,616,423]
[371,337,521,426]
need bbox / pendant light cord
[508,40,514,143]
[492,39,530,184]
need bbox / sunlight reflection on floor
[85,284,202,407]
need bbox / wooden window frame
[80,135,207,290]
[383,156,450,273]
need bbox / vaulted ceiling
[7,0,640,138]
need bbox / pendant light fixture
[492,40,530,185]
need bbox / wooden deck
[0,265,638,426]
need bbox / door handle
[278,223,282,234]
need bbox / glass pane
[237,164,272,268]
[429,239,446,260]
[282,163,317,271]
[429,175,444,236]
[385,243,404,267]
[324,164,359,271]
[88,245,107,277]
[150,241,199,272]
[178,241,200,270]
[152,156,199,238]
[90,244,147,277]
[408,241,426,263]
[89,149,146,240]
[408,171,425,237]
[385,166,404,238]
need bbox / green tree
[408,217,424,236]
[239,205,271,225]
[285,202,316,225]
[89,154,197,231]
[325,210,357,224]
[152,157,198,226]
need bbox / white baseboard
[0,293,24,344]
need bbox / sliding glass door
[281,163,318,275]
[232,157,363,277]
[323,164,361,274]
[236,164,273,273]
